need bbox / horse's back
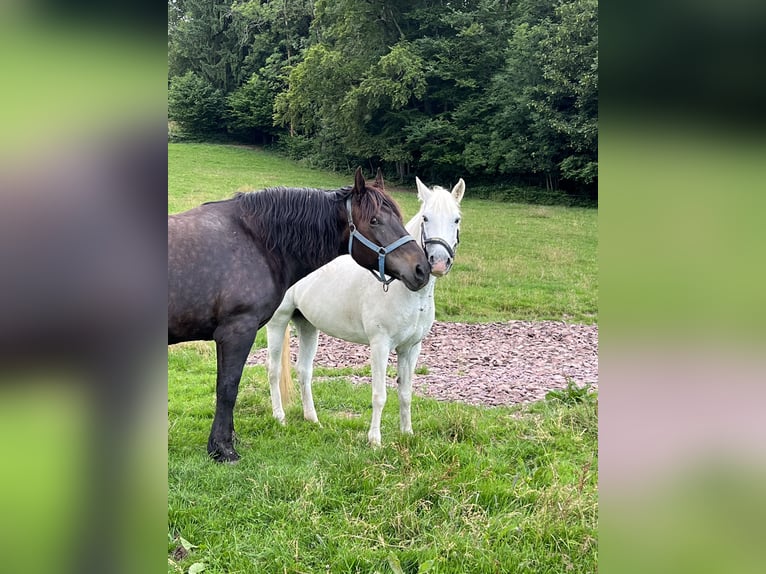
[288,254,435,348]
[168,202,279,343]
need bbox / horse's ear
[353,166,366,194]
[415,176,431,202]
[452,178,466,204]
[374,167,384,189]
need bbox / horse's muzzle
[397,260,430,291]
[429,257,451,277]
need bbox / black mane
[232,182,403,271]
[234,186,347,270]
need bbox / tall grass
[168,143,598,573]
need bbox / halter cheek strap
[346,197,416,288]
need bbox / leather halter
[421,218,459,259]
[346,196,416,289]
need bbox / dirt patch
[248,320,598,407]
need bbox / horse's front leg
[209,323,257,463]
[368,340,391,446]
[395,342,422,436]
[294,316,320,425]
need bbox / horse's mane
[233,183,402,269]
[235,187,342,269]
[406,184,461,234]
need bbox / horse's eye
[422,216,429,223]
[455,218,460,224]
[370,217,379,225]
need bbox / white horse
[265,177,465,445]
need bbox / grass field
[168,143,598,573]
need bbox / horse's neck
[405,211,422,238]
[245,191,345,286]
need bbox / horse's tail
[279,327,295,408]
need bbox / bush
[168,72,226,137]
[467,184,597,207]
[276,134,314,160]
[225,75,278,144]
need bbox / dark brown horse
[168,168,429,462]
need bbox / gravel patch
[248,320,598,407]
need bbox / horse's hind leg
[293,316,320,424]
[395,342,422,436]
[266,314,290,424]
[208,324,257,463]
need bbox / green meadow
[168,143,598,573]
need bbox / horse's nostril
[416,264,427,279]
[429,254,435,264]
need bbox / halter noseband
[421,220,459,260]
[346,196,416,289]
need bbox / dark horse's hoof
[208,443,240,464]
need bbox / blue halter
[346,196,416,288]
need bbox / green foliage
[275,44,351,135]
[404,117,464,181]
[546,380,595,405]
[168,72,226,137]
[225,73,278,143]
[535,0,598,185]
[168,0,598,197]
[357,44,427,110]
[341,43,428,164]
[473,0,598,191]
[468,183,596,207]
[168,0,246,92]
[276,132,314,161]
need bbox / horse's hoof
[208,446,240,464]
[272,412,286,426]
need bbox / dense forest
[168,0,597,198]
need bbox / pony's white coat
[266,177,465,445]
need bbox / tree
[537,0,598,186]
[274,0,419,171]
[465,0,597,190]
[226,72,279,143]
[167,0,598,197]
[168,72,226,136]
[406,0,514,181]
[168,0,246,92]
